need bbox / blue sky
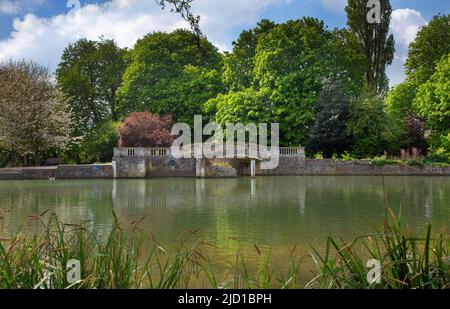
[0,0,448,85]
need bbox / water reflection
[0,177,449,249]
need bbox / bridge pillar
[196,159,206,178]
[112,160,117,179]
[251,160,256,178]
[298,146,306,169]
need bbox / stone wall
[2,159,450,180]
[56,165,113,179]
[146,157,196,177]
[251,159,450,176]
[115,157,146,178]
[0,165,113,180]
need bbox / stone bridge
[112,145,306,178]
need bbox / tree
[116,29,222,124]
[414,53,450,150]
[385,80,427,154]
[152,64,223,125]
[210,18,365,146]
[79,120,120,164]
[346,0,395,95]
[254,18,337,145]
[327,29,366,96]
[205,88,275,128]
[347,88,405,158]
[385,80,418,117]
[56,37,128,134]
[222,19,276,91]
[0,60,74,166]
[307,79,353,158]
[156,0,202,38]
[119,112,175,148]
[406,14,450,85]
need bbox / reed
[0,209,448,289]
[309,209,450,289]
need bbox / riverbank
[1,159,450,180]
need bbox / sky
[0,0,448,86]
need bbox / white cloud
[0,0,291,72]
[0,0,45,15]
[0,0,20,14]
[387,8,427,86]
[391,8,426,48]
[322,0,346,13]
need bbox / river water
[1,176,449,281]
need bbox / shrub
[79,120,120,164]
[407,160,425,167]
[348,90,399,158]
[370,157,400,166]
[425,151,450,165]
[119,112,175,148]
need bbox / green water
[1,176,449,271]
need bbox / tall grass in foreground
[0,209,449,289]
[309,209,450,289]
[0,213,301,289]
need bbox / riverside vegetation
[0,209,448,289]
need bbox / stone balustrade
[113,145,304,159]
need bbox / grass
[309,209,450,289]
[0,209,449,289]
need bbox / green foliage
[222,19,276,91]
[307,79,353,158]
[117,29,223,123]
[414,53,450,148]
[154,65,224,125]
[254,18,331,145]
[0,149,8,168]
[214,18,360,147]
[406,14,450,85]
[327,29,366,96]
[386,80,418,117]
[385,15,449,156]
[56,38,128,134]
[425,148,450,166]
[348,89,408,158]
[205,88,275,127]
[79,120,120,164]
[370,157,400,166]
[346,0,395,95]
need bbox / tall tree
[0,60,74,166]
[223,19,276,91]
[406,14,450,85]
[208,18,341,146]
[348,88,405,157]
[307,79,353,158]
[116,29,222,125]
[346,0,395,95]
[56,38,128,135]
[414,53,450,150]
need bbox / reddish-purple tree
[119,112,175,147]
